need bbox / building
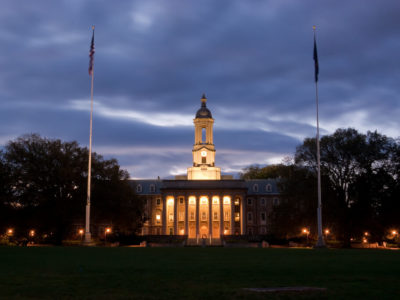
[131,95,280,241]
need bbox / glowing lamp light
[180,229,184,235]
[78,229,84,235]
[156,214,161,220]
[105,227,111,233]
[392,230,398,235]
[362,238,367,243]
[325,229,330,235]
[364,232,369,236]
[224,229,228,234]
[29,230,35,237]
[302,228,309,234]
[7,229,13,235]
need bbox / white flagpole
[84,25,95,244]
[314,26,325,248]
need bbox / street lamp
[302,228,310,245]
[105,227,111,244]
[324,229,330,240]
[78,229,84,241]
[29,230,35,237]
[7,228,13,236]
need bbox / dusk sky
[1,0,399,179]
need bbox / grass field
[0,247,399,299]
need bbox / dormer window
[136,184,142,193]
[266,184,272,192]
[253,184,259,192]
[149,184,155,193]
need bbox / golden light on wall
[180,229,184,235]
[223,196,231,205]
[156,214,161,220]
[7,228,13,235]
[29,230,35,237]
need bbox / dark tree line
[0,134,144,244]
[242,128,400,246]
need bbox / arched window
[253,184,259,192]
[202,127,206,143]
[136,184,142,193]
[149,184,155,193]
[265,184,272,192]
[273,198,280,206]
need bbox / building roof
[195,95,213,119]
[129,179,280,196]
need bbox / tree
[2,134,143,244]
[295,128,398,246]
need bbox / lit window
[156,214,161,224]
[213,211,218,220]
[224,211,230,220]
[189,196,196,205]
[266,184,272,192]
[212,196,219,205]
[253,184,258,192]
[156,199,161,205]
[136,184,142,193]
[149,184,155,193]
[273,198,280,206]
[200,197,208,205]
[247,198,252,205]
[260,198,266,206]
[235,212,240,222]
[167,197,174,206]
[223,196,231,205]
[234,198,240,206]
[248,212,253,221]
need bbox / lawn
[0,247,399,299]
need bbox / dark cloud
[1,0,399,178]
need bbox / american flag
[88,27,95,76]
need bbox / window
[260,198,266,206]
[212,197,219,205]
[273,198,280,206]
[224,211,230,220]
[179,197,184,204]
[235,212,240,222]
[260,227,266,234]
[156,214,161,224]
[248,227,253,235]
[213,211,218,220]
[247,198,252,205]
[247,212,253,222]
[223,196,231,205]
[169,228,173,235]
[261,212,266,222]
[202,157,206,164]
[201,211,207,221]
[234,198,240,206]
[189,197,196,205]
[202,128,206,143]
[168,213,174,222]
[136,184,142,193]
[253,184,258,192]
[266,184,272,192]
[149,184,155,193]
[156,198,161,206]
[190,211,195,221]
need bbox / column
[184,197,189,236]
[162,196,167,235]
[173,197,177,235]
[230,197,235,235]
[219,195,224,237]
[240,197,246,235]
[208,196,212,238]
[196,196,200,238]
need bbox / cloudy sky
[1,0,399,178]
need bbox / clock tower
[187,94,221,180]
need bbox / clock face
[201,151,207,157]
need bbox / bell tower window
[202,128,206,143]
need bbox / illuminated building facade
[131,95,280,241]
